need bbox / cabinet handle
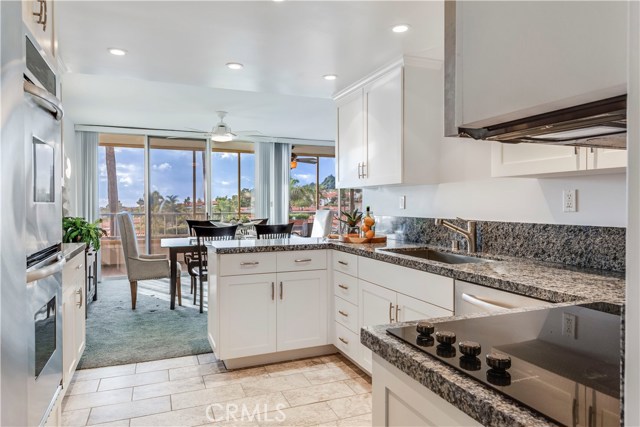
[588,405,595,427]
[572,398,579,427]
[338,310,349,317]
[271,282,275,301]
[357,162,362,179]
[338,284,349,290]
[76,288,83,308]
[389,302,394,323]
[395,304,401,321]
[338,260,348,266]
[338,337,349,345]
[33,0,47,31]
[279,282,283,300]
[361,162,367,178]
[294,258,312,263]
[240,261,259,266]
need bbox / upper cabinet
[23,0,56,61]
[445,1,627,132]
[334,57,443,188]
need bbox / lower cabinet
[218,270,328,360]
[62,252,86,390]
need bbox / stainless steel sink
[381,248,490,264]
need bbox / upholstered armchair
[115,212,181,309]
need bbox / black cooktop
[387,304,621,426]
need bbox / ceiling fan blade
[185,126,209,133]
[235,130,263,136]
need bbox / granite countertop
[62,242,86,261]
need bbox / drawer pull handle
[389,302,394,323]
[338,260,348,266]
[338,310,349,317]
[271,282,275,301]
[395,304,401,321]
[76,289,83,308]
[294,258,312,263]
[240,261,259,266]
[280,282,283,300]
[338,337,349,345]
[338,284,349,290]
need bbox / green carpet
[77,278,210,369]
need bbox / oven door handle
[27,258,66,283]
[461,293,514,311]
[24,80,64,121]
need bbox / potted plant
[62,216,107,250]
[337,208,363,236]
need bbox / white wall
[62,117,80,216]
[364,137,626,227]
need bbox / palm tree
[105,147,119,236]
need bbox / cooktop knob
[459,356,481,371]
[416,335,434,347]
[416,321,435,336]
[435,331,456,346]
[436,345,456,358]
[486,352,511,372]
[459,341,482,358]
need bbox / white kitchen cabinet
[23,0,56,61]
[62,251,86,390]
[276,270,328,352]
[334,57,442,188]
[446,1,627,132]
[491,143,627,177]
[395,293,451,323]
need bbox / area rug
[77,278,210,369]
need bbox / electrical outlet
[562,312,577,338]
[563,189,577,212]
[399,196,406,210]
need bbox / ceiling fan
[290,152,317,169]
[170,111,260,141]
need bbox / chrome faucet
[435,217,477,253]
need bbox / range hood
[458,95,627,149]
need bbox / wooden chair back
[186,219,215,236]
[254,223,294,239]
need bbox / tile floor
[61,353,372,427]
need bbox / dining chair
[115,212,181,310]
[254,223,294,239]
[185,219,216,294]
[191,224,239,313]
[310,210,335,238]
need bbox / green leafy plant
[337,208,362,228]
[62,217,107,250]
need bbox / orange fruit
[364,217,375,227]
[361,225,370,232]
[365,230,375,239]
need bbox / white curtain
[254,141,291,224]
[77,131,99,222]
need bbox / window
[210,150,255,221]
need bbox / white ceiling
[57,1,444,140]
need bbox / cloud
[219,180,231,186]
[152,162,172,171]
[218,152,236,160]
[294,173,314,183]
[119,175,133,186]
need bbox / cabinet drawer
[334,321,360,363]
[219,253,277,276]
[332,251,358,277]
[333,271,358,305]
[277,250,327,272]
[63,253,84,290]
[334,296,358,333]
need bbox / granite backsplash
[373,216,625,272]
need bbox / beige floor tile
[281,382,354,407]
[301,365,360,385]
[129,404,213,427]
[136,355,199,373]
[61,408,90,426]
[133,377,205,400]
[259,402,337,426]
[204,367,269,389]
[241,374,312,397]
[99,370,169,391]
[197,353,219,365]
[318,354,344,367]
[73,364,137,382]
[208,392,290,421]
[211,420,258,427]
[87,420,131,427]
[169,362,226,381]
[87,396,171,425]
[264,359,326,377]
[63,388,132,412]
[342,378,371,395]
[67,379,100,396]
[326,394,371,419]
[335,412,372,426]
[171,383,246,410]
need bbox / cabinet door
[589,388,620,427]
[359,280,396,372]
[491,142,585,177]
[276,270,328,351]
[219,273,277,359]
[74,281,86,362]
[396,293,452,323]
[62,287,77,389]
[364,66,403,186]
[336,89,365,188]
[587,147,627,170]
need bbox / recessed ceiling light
[226,62,244,70]
[108,48,127,56]
[323,74,337,81]
[392,24,410,33]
